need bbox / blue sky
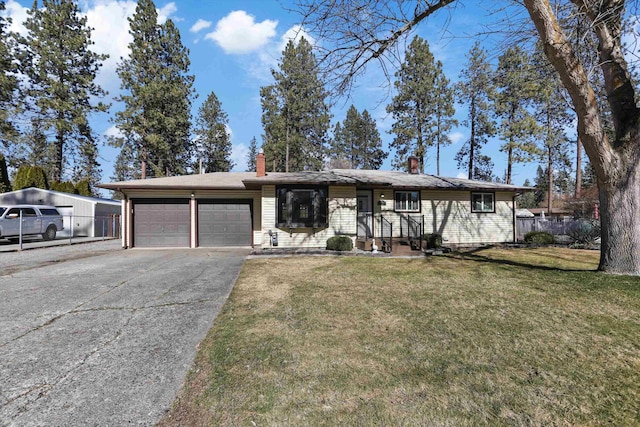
[3,0,554,187]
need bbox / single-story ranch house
[99,154,530,251]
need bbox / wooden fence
[516,217,584,241]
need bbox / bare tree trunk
[575,134,582,197]
[141,146,147,180]
[598,166,640,273]
[468,102,475,180]
[437,140,441,176]
[285,122,290,173]
[506,144,513,185]
[54,126,64,183]
[436,119,441,176]
[417,119,425,174]
[285,142,290,173]
[524,0,640,274]
[548,144,553,215]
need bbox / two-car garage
[132,199,252,248]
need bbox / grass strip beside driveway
[159,247,640,426]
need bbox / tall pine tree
[455,42,495,181]
[432,61,457,175]
[359,110,386,169]
[157,19,194,176]
[329,105,386,169]
[0,0,18,149]
[111,137,137,181]
[330,106,356,168]
[260,37,330,172]
[246,136,258,172]
[493,46,540,184]
[71,123,102,190]
[193,91,233,173]
[0,153,11,192]
[387,36,446,173]
[21,0,108,183]
[532,47,573,214]
[114,0,194,179]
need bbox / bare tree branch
[523,0,614,178]
[572,0,638,141]
[292,0,457,95]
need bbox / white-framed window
[394,191,420,212]
[471,192,495,213]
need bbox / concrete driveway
[0,243,248,426]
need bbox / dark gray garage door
[133,199,190,247]
[198,201,252,247]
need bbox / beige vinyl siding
[261,185,357,248]
[374,189,400,238]
[370,189,514,245]
[421,190,514,245]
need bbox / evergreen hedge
[326,236,353,251]
[524,231,555,245]
[50,181,77,194]
[75,179,92,196]
[0,154,11,193]
[13,165,48,190]
[423,233,443,249]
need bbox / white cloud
[104,125,123,139]
[449,131,465,144]
[242,25,317,83]
[190,18,211,33]
[456,172,467,179]
[278,24,315,51]
[85,1,179,90]
[205,10,277,54]
[4,0,29,35]
[85,1,137,91]
[231,143,248,172]
[157,2,177,24]
[3,1,135,91]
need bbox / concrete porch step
[356,237,424,256]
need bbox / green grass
[159,247,640,426]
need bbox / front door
[356,191,373,238]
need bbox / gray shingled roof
[244,169,531,191]
[99,172,256,190]
[100,169,531,192]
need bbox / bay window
[277,186,328,228]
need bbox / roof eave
[97,184,248,191]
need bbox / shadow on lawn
[448,246,598,273]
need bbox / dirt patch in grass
[158,247,640,426]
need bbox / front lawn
[159,247,640,426]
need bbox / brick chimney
[256,149,266,177]
[408,156,419,174]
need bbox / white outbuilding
[0,187,121,237]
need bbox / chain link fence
[3,214,121,250]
